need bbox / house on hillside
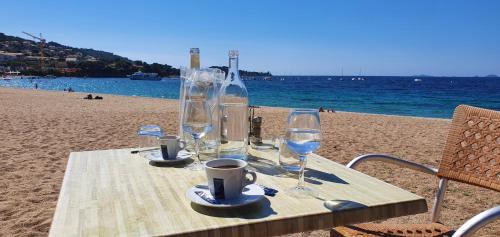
[0,51,22,62]
[65,57,78,62]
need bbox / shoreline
[0,86,451,121]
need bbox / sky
[1,0,499,76]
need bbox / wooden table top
[49,147,427,237]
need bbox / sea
[1,76,499,119]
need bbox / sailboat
[352,68,366,81]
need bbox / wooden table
[49,147,427,237]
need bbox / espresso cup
[159,135,186,159]
[205,159,257,200]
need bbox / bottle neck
[228,56,239,80]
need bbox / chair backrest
[437,105,500,191]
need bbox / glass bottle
[218,50,249,160]
[179,48,200,144]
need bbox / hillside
[0,33,179,77]
[209,66,271,77]
[0,33,271,78]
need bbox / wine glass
[285,108,321,198]
[182,100,213,170]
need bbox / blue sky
[2,0,499,76]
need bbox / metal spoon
[130,148,159,154]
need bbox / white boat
[1,71,21,80]
[128,71,161,81]
[352,68,366,80]
[414,78,422,82]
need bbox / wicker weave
[331,105,499,237]
[437,105,500,191]
[331,223,454,237]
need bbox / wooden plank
[49,147,427,237]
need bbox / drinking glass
[182,100,213,170]
[137,125,163,149]
[276,136,301,172]
[285,108,321,198]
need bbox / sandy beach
[0,87,498,236]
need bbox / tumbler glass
[277,136,301,172]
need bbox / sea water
[1,76,499,118]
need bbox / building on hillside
[65,57,78,62]
[0,65,10,72]
[59,68,81,74]
[26,56,45,61]
[84,55,98,62]
[56,61,68,68]
[0,52,23,62]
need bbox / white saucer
[187,184,265,208]
[142,149,192,164]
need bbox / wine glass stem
[194,137,201,164]
[297,155,306,189]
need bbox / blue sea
[1,76,499,118]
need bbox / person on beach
[34,83,38,89]
[319,107,325,112]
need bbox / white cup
[205,159,257,200]
[159,135,186,159]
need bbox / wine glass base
[286,186,318,199]
[186,161,205,171]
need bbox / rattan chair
[331,105,500,237]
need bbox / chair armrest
[346,154,438,175]
[452,206,500,237]
[347,154,444,222]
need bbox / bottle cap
[229,50,239,57]
[190,48,200,54]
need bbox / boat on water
[414,78,422,82]
[1,71,44,80]
[128,71,162,81]
[243,76,272,81]
[351,68,366,81]
[1,71,23,80]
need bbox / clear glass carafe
[218,50,249,160]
